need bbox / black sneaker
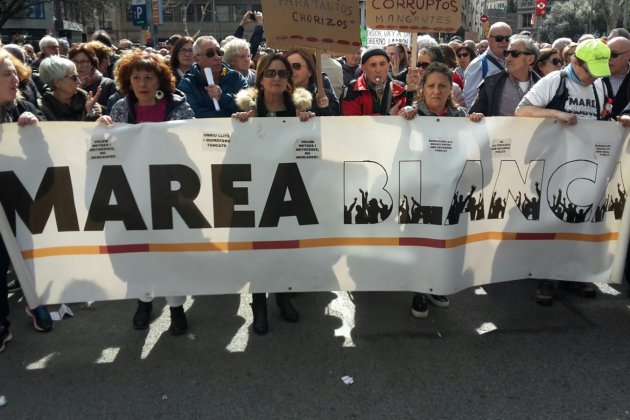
[7,266,20,293]
[132,300,153,330]
[411,294,429,319]
[0,324,12,353]
[25,306,53,332]
[535,280,555,306]
[169,306,188,335]
[428,294,450,308]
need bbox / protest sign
[365,28,412,47]
[366,0,462,33]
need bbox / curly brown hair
[114,51,176,97]
[85,41,111,66]
[68,44,99,69]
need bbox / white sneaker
[428,294,450,308]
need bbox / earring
[155,90,164,100]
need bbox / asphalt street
[2,278,630,419]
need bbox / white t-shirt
[517,70,607,120]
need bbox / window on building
[162,5,175,22]
[182,5,195,21]
[215,4,230,21]
[522,13,533,27]
[233,4,247,21]
[26,3,46,19]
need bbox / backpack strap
[545,71,568,112]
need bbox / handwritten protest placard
[261,0,361,53]
[365,28,412,47]
[366,0,462,33]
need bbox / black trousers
[0,238,9,327]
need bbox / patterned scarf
[79,68,103,90]
[0,100,17,123]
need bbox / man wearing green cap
[515,39,618,305]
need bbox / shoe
[0,324,12,353]
[276,293,299,323]
[132,300,153,330]
[560,281,597,298]
[7,267,20,292]
[25,306,53,332]
[251,294,268,335]
[411,294,429,318]
[169,306,188,335]
[428,294,450,308]
[535,280,554,306]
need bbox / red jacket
[341,75,407,116]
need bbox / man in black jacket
[602,36,630,119]
[470,34,539,116]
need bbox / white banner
[0,117,628,305]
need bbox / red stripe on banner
[99,244,150,254]
[514,233,556,240]
[399,237,447,248]
[252,240,300,250]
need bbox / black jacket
[603,71,630,118]
[470,70,540,116]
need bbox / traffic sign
[132,4,147,26]
[480,15,488,23]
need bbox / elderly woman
[86,40,113,78]
[454,44,477,80]
[99,51,194,335]
[68,44,117,109]
[38,56,102,121]
[3,44,40,108]
[400,62,482,319]
[223,38,256,86]
[0,50,52,351]
[170,36,195,85]
[534,47,563,77]
[285,49,340,116]
[232,53,315,335]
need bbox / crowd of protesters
[1,16,630,352]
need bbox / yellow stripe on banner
[445,232,516,248]
[22,245,101,259]
[555,232,619,242]
[300,237,399,248]
[149,242,253,252]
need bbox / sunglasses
[416,62,431,69]
[204,49,224,58]
[503,50,533,58]
[490,35,511,43]
[290,62,304,71]
[65,74,79,81]
[547,58,563,66]
[457,52,469,58]
[263,69,290,79]
[610,50,630,58]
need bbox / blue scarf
[565,63,588,86]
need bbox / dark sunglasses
[611,50,630,58]
[263,69,290,79]
[204,48,224,58]
[291,62,302,70]
[457,52,469,58]
[416,62,431,69]
[490,35,511,43]
[65,74,79,81]
[548,58,563,66]
[503,50,533,58]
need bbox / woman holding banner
[285,49,340,116]
[99,51,195,335]
[399,62,483,319]
[0,49,51,351]
[232,53,315,335]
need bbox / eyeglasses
[291,62,303,70]
[547,58,563,66]
[65,74,79,81]
[72,59,91,66]
[263,69,290,79]
[610,50,630,58]
[416,62,431,69]
[457,52,469,58]
[204,49,224,58]
[503,50,533,58]
[180,48,194,54]
[490,35,511,43]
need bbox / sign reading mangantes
[261,0,361,53]
[366,0,462,33]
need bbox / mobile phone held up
[249,12,256,20]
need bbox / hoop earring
[155,90,164,100]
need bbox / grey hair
[416,34,438,50]
[193,36,218,55]
[38,56,76,86]
[38,35,58,51]
[222,38,250,65]
[509,34,539,62]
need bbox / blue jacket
[177,63,247,118]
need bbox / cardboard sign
[365,28,412,47]
[366,0,462,33]
[261,0,361,54]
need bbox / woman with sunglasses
[285,49,340,116]
[534,48,563,77]
[409,47,465,107]
[170,36,195,85]
[232,54,314,335]
[399,62,482,319]
[454,45,477,80]
[98,51,194,335]
[68,44,117,110]
[38,56,102,121]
